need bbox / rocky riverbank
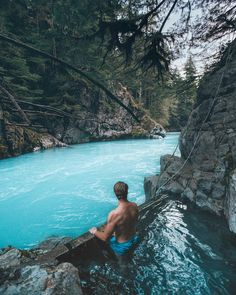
[144,40,236,234]
[0,84,165,159]
[0,237,83,295]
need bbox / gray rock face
[150,126,166,138]
[36,237,73,252]
[0,119,67,159]
[228,170,236,233]
[0,249,29,270]
[0,248,83,295]
[144,175,160,201]
[0,84,164,159]
[144,40,236,234]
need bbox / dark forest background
[0,0,235,130]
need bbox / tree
[84,0,236,76]
[0,0,234,131]
[175,56,197,127]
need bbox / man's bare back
[89,182,140,256]
[108,201,139,242]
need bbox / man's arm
[89,212,117,242]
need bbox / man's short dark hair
[114,181,128,200]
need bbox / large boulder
[0,248,83,295]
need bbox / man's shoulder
[108,209,118,220]
[130,201,139,209]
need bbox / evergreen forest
[0,0,234,129]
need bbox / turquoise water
[0,132,179,249]
[81,199,236,295]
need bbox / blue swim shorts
[109,235,140,256]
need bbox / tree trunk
[0,85,31,125]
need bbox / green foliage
[0,0,199,130]
[136,57,198,130]
[0,42,42,99]
[176,56,197,127]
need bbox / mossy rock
[0,137,9,158]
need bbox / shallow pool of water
[80,198,236,295]
[0,133,179,248]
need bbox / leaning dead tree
[0,85,31,125]
[0,90,130,131]
[0,33,140,123]
[0,96,77,120]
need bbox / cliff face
[0,84,165,159]
[145,40,236,234]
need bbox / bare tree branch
[159,0,178,33]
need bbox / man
[89,181,139,257]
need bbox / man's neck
[118,199,128,206]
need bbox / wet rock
[197,178,212,194]
[150,126,166,138]
[195,191,211,210]
[214,162,226,180]
[181,188,195,202]
[0,262,83,295]
[162,180,184,195]
[0,240,83,295]
[144,175,159,201]
[0,249,29,270]
[164,157,182,175]
[62,123,89,144]
[212,183,225,200]
[0,115,67,159]
[36,237,73,252]
[45,262,83,295]
[40,135,67,149]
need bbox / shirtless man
[89,181,139,256]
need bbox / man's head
[114,181,128,200]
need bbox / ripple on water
[81,199,236,295]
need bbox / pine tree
[175,56,197,128]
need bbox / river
[0,132,179,249]
[1,132,236,294]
